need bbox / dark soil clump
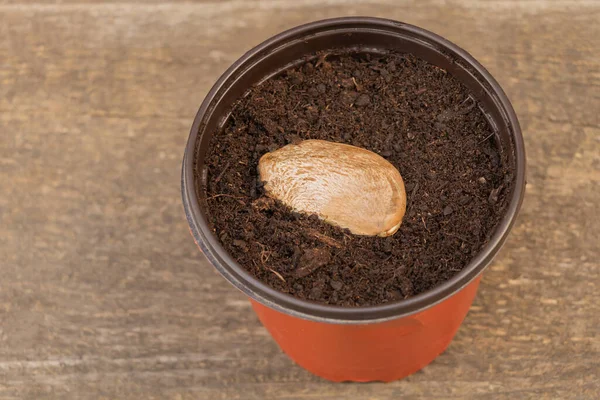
[200,52,513,307]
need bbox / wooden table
[1,1,598,399]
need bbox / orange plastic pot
[250,276,482,382]
[182,17,526,382]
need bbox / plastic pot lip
[181,17,526,324]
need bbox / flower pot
[181,17,526,382]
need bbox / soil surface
[200,52,513,307]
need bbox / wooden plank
[0,0,598,399]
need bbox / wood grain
[1,1,599,399]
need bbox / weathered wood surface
[0,1,598,399]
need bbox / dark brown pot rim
[181,17,526,324]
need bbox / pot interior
[186,18,523,323]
